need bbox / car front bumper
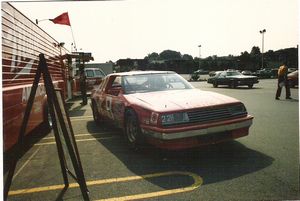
[236,79,259,85]
[141,115,253,150]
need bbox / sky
[11,0,299,63]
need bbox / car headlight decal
[228,104,247,115]
[150,112,159,125]
[161,112,189,126]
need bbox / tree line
[116,46,298,74]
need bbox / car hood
[124,89,240,112]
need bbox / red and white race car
[90,71,253,150]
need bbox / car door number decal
[106,96,114,120]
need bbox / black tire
[43,104,52,132]
[248,84,253,89]
[213,81,218,88]
[289,80,295,88]
[229,81,237,89]
[92,100,101,124]
[125,109,144,150]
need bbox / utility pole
[198,45,201,69]
[259,29,266,68]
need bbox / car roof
[85,68,104,71]
[108,70,176,77]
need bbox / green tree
[250,46,261,56]
[159,50,182,60]
[252,46,261,69]
[145,52,159,61]
[182,54,193,60]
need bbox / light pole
[259,29,266,69]
[198,45,201,69]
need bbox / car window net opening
[122,73,193,94]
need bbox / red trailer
[2,2,70,152]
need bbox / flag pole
[44,12,77,52]
[70,26,77,52]
[35,19,50,25]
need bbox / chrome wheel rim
[126,118,138,143]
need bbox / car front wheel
[229,81,237,88]
[125,109,143,150]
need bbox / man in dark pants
[79,63,87,105]
[275,63,291,100]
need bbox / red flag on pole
[50,12,71,26]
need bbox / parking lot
[6,78,299,200]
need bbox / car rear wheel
[92,100,101,124]
[289,80,295,88]
[213,81,218,88]
[125,109,143,150]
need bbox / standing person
[275,63,291,100]
[79,63,87,105]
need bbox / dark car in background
[256,69,273,78]
[190,69,209,81]
[254,68,279,79]
[241,70,252,76]
[288,70,298,88]
[207,70,259,88]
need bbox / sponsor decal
[9,42,36,81]
[22,84,46,103]
[106,96,114,120]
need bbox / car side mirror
[112,84,122,88]
[119,88,124,94]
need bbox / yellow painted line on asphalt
[8,171,203,199]
[43,132,119,140]
[70,116,93,119]
[70,116,93,121]
[96,171,203,201]
[34,136,120,146]
[13,147,41,181]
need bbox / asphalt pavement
[5,78,299,201]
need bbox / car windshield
[85,70,94,77]
[122,73,193,94]
[95,70,105,77]
[226,71,242,76]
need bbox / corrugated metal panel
[2,2,71,151]
[2,2,69,88]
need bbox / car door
[103,76,125,128]
[218,71,228,85]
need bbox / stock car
[207,70,259,88]
[90,71,253,150]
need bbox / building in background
[85,62,113,75]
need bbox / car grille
[162,104,247,127]
[243,78,256,82]
[187,107,246,123]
